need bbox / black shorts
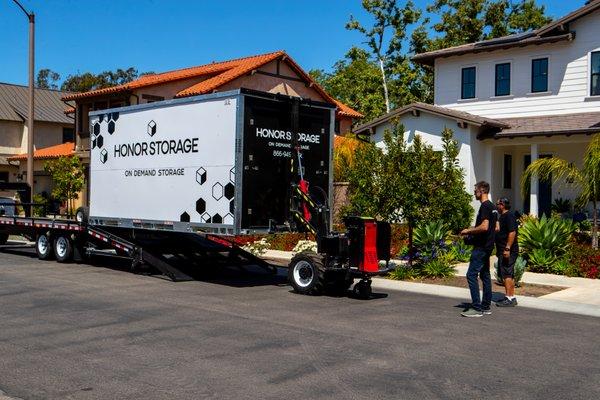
[497,250,517,279]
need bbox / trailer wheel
[75,207,89,224]
[0,233,8,245]
[36,234,53,260]
[288,251,326,295]
[54,235,73,263]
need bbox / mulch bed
[405,276,564,297]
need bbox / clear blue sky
[0,0,579,87]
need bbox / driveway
[0,248,599,399]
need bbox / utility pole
[12,0,35,210]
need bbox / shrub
[567,243,600,279]
[519,215,576,260]
[31,194,48,217]
[447,239,472,263]
[390,224,408,256]
[293,240,317,254]
[494,256,526,286]
[413,221,448,249]
[421,257,456,278]
[241,238,270,257]
[267,233,314,251]
[527,248,557,273]
[388,265,417,280]
[551,197,572,214]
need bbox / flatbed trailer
[0,213,275,281]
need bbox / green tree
[426,0,551,47]
[61,67,142,92]
[346,0,421,113]
[36,69,61,90]
[522,134,600,249]
[345,121,472,258]
[310,47,387,122]
[44,156,85,216]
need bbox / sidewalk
[263,250,600,318]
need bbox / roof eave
[412,33,574,66]
[481,128,600,140]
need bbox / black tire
[0,233,8,245]
[36,234,53,260]
[353,280,372,299]
[53,235,73,263]
[75,206,89,224]
[288,251,326,295]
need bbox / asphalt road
[0,247,599,400]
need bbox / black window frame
[461,67,476,99]
[503,154,512,189]
[531,58,548,93]
[592,51,600,96]
[62,127,75,143]
[495,63,511,97]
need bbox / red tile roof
[8,142,75,161]
[61,51,363,119]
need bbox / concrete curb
[371,278,600,318]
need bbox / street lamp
[12,0,35,212]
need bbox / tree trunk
[593,201,598,249]
[378,57,390,114]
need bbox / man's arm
[461,219,489,236]
[502,231,516,258]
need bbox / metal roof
[0,82,73,124]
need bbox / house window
[592,51,600,96]
[461,67,476,99]
[334,120,340,134]
[0,172,8,183]
[531,58,548,93]
[495,63,511,96]
[503,154,512,189]
[62,127,75,143]
[141,94,165,103]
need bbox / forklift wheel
[36,234,53,260]
[54,235,74,263]
[353,280,372,299]
[288,251,325,295]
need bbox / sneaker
[496,297,518,307]
[461,308,483,318]
[482,307,492,315]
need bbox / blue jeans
[466,247,492,311]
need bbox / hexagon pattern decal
[180,165,235,226]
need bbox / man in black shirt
[460,181,498,317]
[495,197,519,307]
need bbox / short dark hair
[475,181,490,194]
[497,197,511,210]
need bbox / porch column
[529,143,539,217]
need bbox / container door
[241,96,331,231]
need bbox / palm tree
[521,134,600,248]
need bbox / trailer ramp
[87,227,194,282]
[88,227,275,281]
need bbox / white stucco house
[354,0,600,217]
